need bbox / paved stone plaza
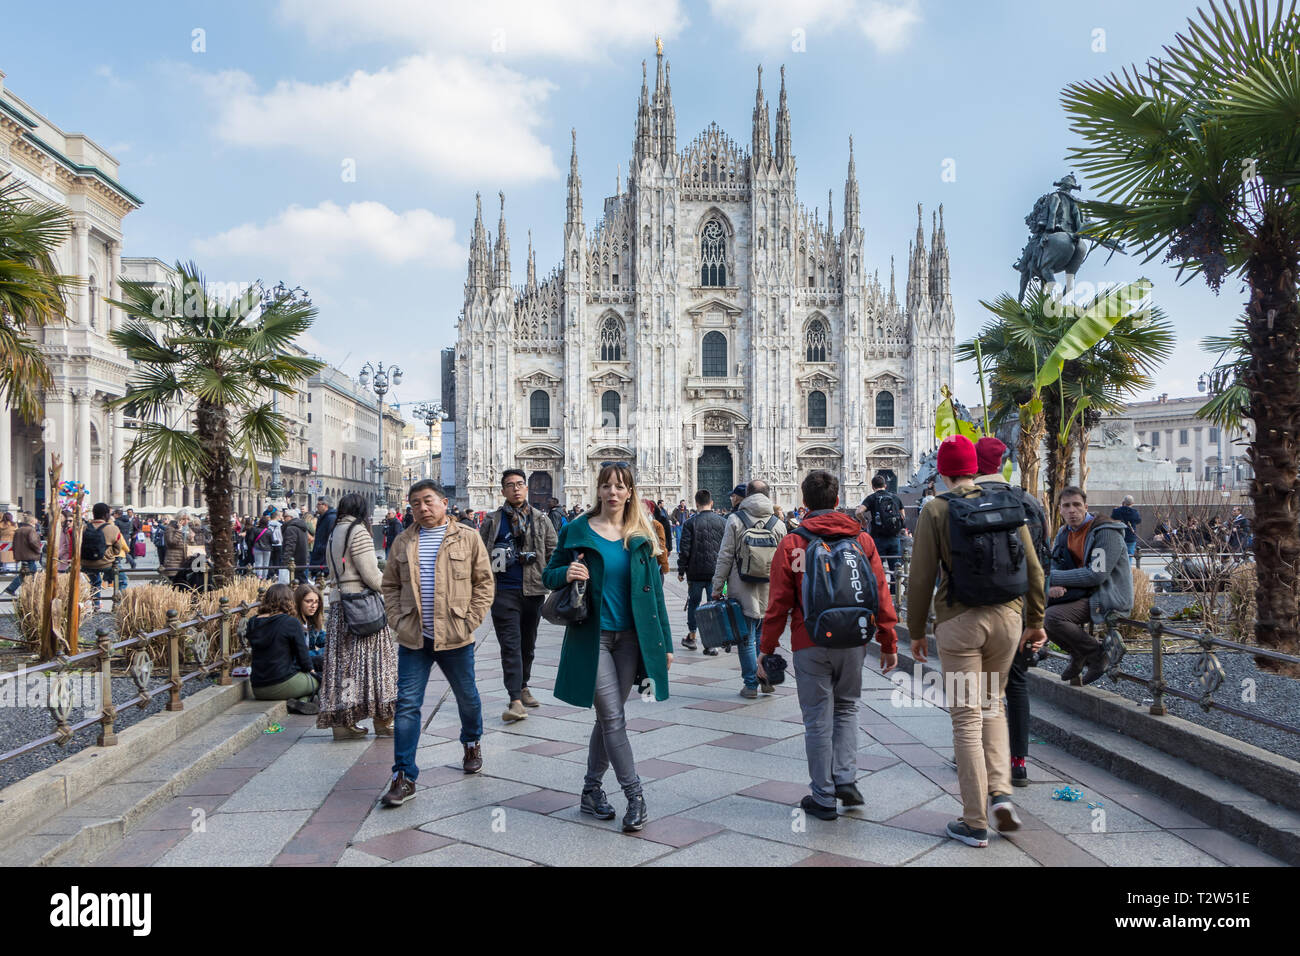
[95,577,1285,867]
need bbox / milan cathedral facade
[453,49,955,510]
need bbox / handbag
[329,520,387,637]
[541,554,590,626]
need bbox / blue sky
[2,0,1234,413]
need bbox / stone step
[0,690,283,866]
[1028,696,1300,865]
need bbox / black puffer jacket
[678,510,727,582]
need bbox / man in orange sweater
[760,469,898,821]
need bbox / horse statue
[1013,173,1122,302]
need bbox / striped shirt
[418,524,447,639]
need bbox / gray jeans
[793,644,865,808]
[584,629,643,798]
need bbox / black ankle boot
[580,787,616,820]
[622,793,647,832]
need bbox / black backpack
[793,526,879,648]
[979,481,1049,570]
[939,487,1030,607]
[866,492,904,537]
[81,522,108,562]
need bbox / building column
[110,405,124,503]
[76,389,92,487]
[108,240,122,333]
[0,408,12,514]
[60,391,73,477]
[73,223,90,328]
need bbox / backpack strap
[328,520,360,583]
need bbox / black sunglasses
[599,461,631,470]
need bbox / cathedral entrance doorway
[697,446,733,508]
[527,471,553,509]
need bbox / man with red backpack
[760,469,898,821]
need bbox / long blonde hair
[586,463,662,555]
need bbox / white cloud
[193,201,464,276]
[276,0,686,60]
[191,55,559,183]
[857,0,922,53]
[708,0,920,52]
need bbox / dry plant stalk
[194,578,263,658]
[1149,481,1249,632]
[115,583,188,665]
[15,572,93,650]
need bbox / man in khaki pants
[907,436,1047,847]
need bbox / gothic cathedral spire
[493,190,510,290]
[752,65,771,168]
[566,128,583,228]
[907,202,930,319]
[466,191,489,298]
[774,65,792,171]
[844,136,860,234]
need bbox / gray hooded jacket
[710,494,786,618]
[1048,515,1133,625]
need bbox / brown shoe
[519,687,541,708]
[332,724,368,741]
[380,771,415,807]
[463,742,483,774]
[503,700,528,723]
[372,716,394,737]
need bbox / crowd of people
[3,436,1201,850]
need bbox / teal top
[589,531,633,631]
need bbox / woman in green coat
[541,462,672,833]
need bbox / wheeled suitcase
[696,598,748,650]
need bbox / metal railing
[1074,608,1300,738]
[0,595,264,768]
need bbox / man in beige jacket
[380,480,494,807]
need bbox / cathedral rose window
[700,218,727,287]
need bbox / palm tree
[106,263,325,583]
[1062,0,1300,661]
[960,284,1174,530]
[0,176,78,422]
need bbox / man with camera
[481,469,558,723]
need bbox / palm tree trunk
[197,400,235,586]
[1017,405,1045,498]
[1244,234,1300,672]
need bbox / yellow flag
[935,385,979,443]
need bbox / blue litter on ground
[1087,801,1105,810]
[1052,786,1084,802]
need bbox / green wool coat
[541,514,673,708]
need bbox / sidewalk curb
[884,625,1300,865]
[0,680,283,863]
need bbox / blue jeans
[3,560,38,595]
[84,568,105,607]
[393,639,482,780]
[685,580,709,633]
[738,615,760,689]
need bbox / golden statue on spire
[655,35,663,55]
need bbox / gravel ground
[0,605,222,790]
[1037,643,1300,763]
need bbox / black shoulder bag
[329,520,388,637]
[541,552,590,626]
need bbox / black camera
[518,551,538,565]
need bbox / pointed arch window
[702,331,727,377]
[700,218,727,287]
[530,390,551,428]
[876,390,895,428]
[601,390,620,428]
[808,390,827,429]
[805,318,829,362]
[599,314,625,361]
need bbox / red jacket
[760,510,898,656]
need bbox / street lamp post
[260,282,307,511]
[413,401,442,482]
[359,361,402,510]
[1198,372,1229,493]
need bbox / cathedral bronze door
[528,471,552,509]
[696,446,733,508]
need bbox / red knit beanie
[936,435,978,477]
[975,436,1008,476]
